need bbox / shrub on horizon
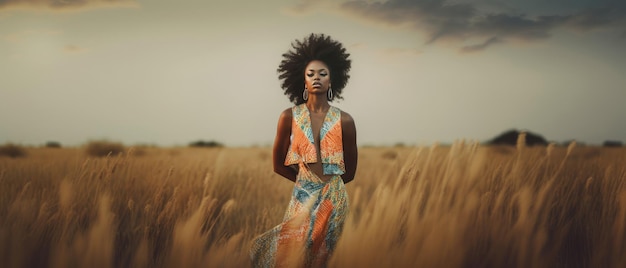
[85,140,125,157]
[0,143,27,158]
[45,141,62,148]
[603,140,623,147]
[189,140,223,148]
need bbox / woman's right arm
[272,108,297,182]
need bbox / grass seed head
[517,132,527,151]
[567,140,577,156]
[546,142,555,157]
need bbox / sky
[1,0,625,147]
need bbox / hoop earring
[327,87,334,101]
[303,88,308,101]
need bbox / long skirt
[250,165,349,268]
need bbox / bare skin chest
[308,110,334,182]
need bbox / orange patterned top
[284,104,345,175]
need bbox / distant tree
[488,129,548,146]
[45,141,62,148]
[189,140,224,148]
[0,143,27,158]
[603,140,623,147]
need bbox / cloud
[0,0,138,11]
[563,5,626,31]
[291,0,626,52]
[460,36,502,53]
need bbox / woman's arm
[341,112,358,184]
[273,108,297,182]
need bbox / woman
[250,33,358,267]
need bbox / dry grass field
[1,140,625,267]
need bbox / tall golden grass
[0,141,625,267]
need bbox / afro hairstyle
[278,33,352,105]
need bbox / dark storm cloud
[460,36,501,53]
[0,0,136,10]
[563,5,626,31]
[308,0,626,52]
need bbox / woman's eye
[307,73,314,77]
[320,73,327,76]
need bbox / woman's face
[304,60,331,95]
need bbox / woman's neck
[305,94,330,113]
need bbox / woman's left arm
[341,112,358,184]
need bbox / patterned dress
[251,104,349,268]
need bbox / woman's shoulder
[279,107,293,120]
[281,103,307,114]
[280,107,293,114]
[327,105,354,124]
[339,109,356,134]
[339,111,355,135]
[337,109,354,124]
